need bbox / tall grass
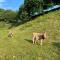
[0,10,60,60]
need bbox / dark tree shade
[24,0,43,16]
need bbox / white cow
[32,32,47,45]
[8,31,13,38]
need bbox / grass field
[0,10,60,60]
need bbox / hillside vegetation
[0,10,60,60]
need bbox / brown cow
[32,32,47,45]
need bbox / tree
[0,9,17,23]
[4,10,17,23]
[17,4,31,23]
[43,0,54,9]
[52,0,60,4]
[24,0,43,16]
[0,9,5,21]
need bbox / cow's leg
[35,38,36,44]
[33,36,35,44]
[35,36,39,44]
[40,39,43,46]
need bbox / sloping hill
[0,10,60,60]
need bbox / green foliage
[17,0,60,23]
[17,5,31,22]
[4,10,17,23]
[52,0,60,4]
[0,0,60,25]
[24,0,43,15]
[43,0,60,7]
[17,0,44,22]
[0,9,17,23]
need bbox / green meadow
[0,10,60,60]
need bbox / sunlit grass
[0,10,60,60]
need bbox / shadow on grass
[25,39,41,45]
[52,42,60,51]
[25,39,33,44]
[7,7,60,29]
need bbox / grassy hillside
[0,10,60,60]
